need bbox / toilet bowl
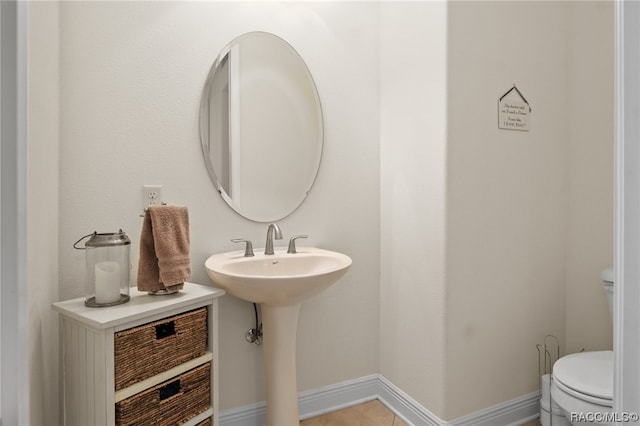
[551,350,613,425]
[549,268,614,426]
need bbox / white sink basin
[205,247,352,306]
[205,245,352,425]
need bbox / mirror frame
[199,31,324,222]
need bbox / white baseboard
[219,374,541,426]
[443,391,540,426]
[218,400,266,426]
[218,375,379,426]
[376,375,443,426]
[298,374,380,419]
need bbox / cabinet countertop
[52,282,225,330]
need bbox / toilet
[549,268,614,426]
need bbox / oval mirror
[200,32,323,222]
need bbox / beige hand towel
[137,205,191,292]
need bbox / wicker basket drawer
[114,307,208,391]
[115,363,211,426]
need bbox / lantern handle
[73,232,97,250]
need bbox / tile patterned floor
[300,400,408,426]
[300,400,541,426]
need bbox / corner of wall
[379,0,448,418]
[27,1,60,424]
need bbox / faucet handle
[231,238,254,257]
[287,235,308,254]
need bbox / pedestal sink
[205,247,352,426]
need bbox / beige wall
[564,1,614,354]
[27,2,60,425]
[25,1,613,422]
[379,1,448,418]
[56,1,380,410]
[444,1,613,419]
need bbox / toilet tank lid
[601,268,614,284]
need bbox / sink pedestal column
[261,303,301,426]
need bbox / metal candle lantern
[74,230,131,307]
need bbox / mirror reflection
[200,32,323,222]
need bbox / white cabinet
[53,283,224,426]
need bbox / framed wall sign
[498,85,531,131]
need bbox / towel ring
[139,202,167,217]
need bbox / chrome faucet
[231,238,254,257]
[265,223,283,255]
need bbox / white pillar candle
[95,261,121,304]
